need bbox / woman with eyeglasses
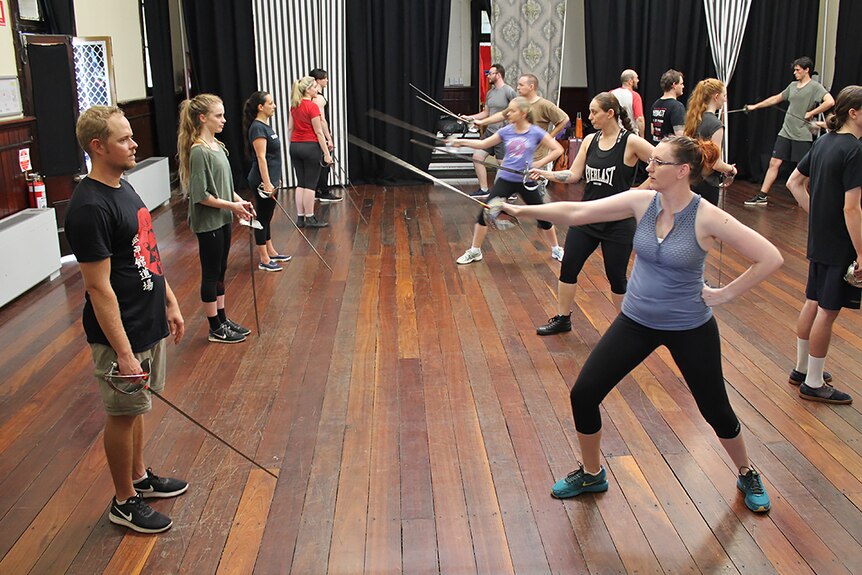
[500,135,784,513]
[529,92,653,336]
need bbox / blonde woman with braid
[684,79,738,206]
[289,76,332,228]
[178,94,255,344]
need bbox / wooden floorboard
[1,180,861,573]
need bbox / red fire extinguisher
[28,172,47,209]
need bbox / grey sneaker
[208,323,247,343]
[551,246,564,262]
[456,247,483,264]
[744,193,768,206]
[798,382,852,404]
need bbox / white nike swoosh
[117,509,133,522]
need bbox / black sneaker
[317,191,343,203]
[537,314,572,336]
[744,193,768,206]
[469,188,489,199]
[788,369,832,386]
[208,323,247,343]
[134,468,189,499]
[109,493,172,533]
[224,319,251,337]
[296,216,306,228]
[798,383,852,404]
[304,215,329,228]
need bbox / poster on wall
[0,1,6,26]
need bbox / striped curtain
[251,0,348,187]
[703,0,752,157]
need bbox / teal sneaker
[737,468,771,512]
[551,465,608,499]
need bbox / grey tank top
[622,193,712,330]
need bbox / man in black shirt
[786,86,862,404]
[649,69,686,146]
[66,106,188,533]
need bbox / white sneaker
[456,247,483,265]
[551,246,564,262]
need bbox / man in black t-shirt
[66,106,188,533]
[649,69,686,146]
[785,85,862,405]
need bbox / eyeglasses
[647,157,684,167]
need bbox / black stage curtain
[143,0,177,161]
[182,0,257,188]
[727,0,820,180]
[346,0,451,184]
[831,0,862,96]
[41,0,75,35]
[584,0,714,129]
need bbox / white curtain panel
[703,0,752,158]
[251,0,348,187]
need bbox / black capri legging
[290,141,322,189]
[196,223,231,303]
[252,182,278,246]
[477,178,552,230]
[560,226,632,294]
[571,313,740,439]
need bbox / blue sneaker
[737,468,770,512]
[551,465,608,499]
[268,254,292,262]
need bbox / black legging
[571,313,740,439]
[560,226,631,294]
[253,188,277,246]
[196,223,231,302]
[290,141,322,189]
[477,178,552,230]
[316,164,330,192]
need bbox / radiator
[122,157,171,211]
[0,208,61,308]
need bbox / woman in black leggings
[289,76,332,228]
[530,92,652,335]
[502,135,783,513]
[178,93,255,344]
[244,90,292,272]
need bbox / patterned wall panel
[251,0,347,187]
[490,0,567,105]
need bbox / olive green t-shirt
[187,144,234,233]
[779,80,827,142]
[530,97,567,161]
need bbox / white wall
[815,0,839,89]
[560,0,587,87]
[0,18,17,78]
[445,0,471,86]
[75,0,146,102]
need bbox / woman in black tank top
[530,92,653,335]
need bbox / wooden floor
[1,178,862,574]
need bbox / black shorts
[772,135,812,163]
[805,261,862,310]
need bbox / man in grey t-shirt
[744,56,834,206]
[462,63,516,198]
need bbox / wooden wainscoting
[120,97,156,162]
[0,117,37,220]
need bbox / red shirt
[291,99,321,142]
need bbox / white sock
[115,497,128,505]
[133,471,148,484]
[796,338,810,372]
[805,355,826,388]
[471,246,481,252]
